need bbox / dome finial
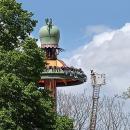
[45,18,53,36]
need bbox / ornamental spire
[45,18,53,36]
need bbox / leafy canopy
[0,73,55,130]
[0,0,37,50]
[0,0,56,129]
[56,116,74,130]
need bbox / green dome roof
[39,20,60,45]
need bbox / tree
[57,91,91,130]
[57,91,130,130]
[0,0,37,50]
[0,73,55,130]
[56,116,73,130]
[0,38,44,84]
[96,97,130,130]
[0,0,55,129]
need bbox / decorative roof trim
[41,44,58,48]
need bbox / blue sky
[17,0,130,53]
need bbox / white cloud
[85,25,112,37]
[63,23,130,96]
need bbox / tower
[38,19,87,106]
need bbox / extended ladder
[89,70,105,130]
[89,85,100,130]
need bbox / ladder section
[89,86,100,130]
[89,70,105,130]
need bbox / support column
[44,79,57,109]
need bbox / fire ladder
[89,70,105,130]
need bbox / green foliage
[56,116,73,130]
[0,73,55,130]
[0,0,56,129]
[0,38,44,84]
[0,35,56,129]
[0,0,37,50]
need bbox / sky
[17,0,130,98]
[17,0,130,52]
